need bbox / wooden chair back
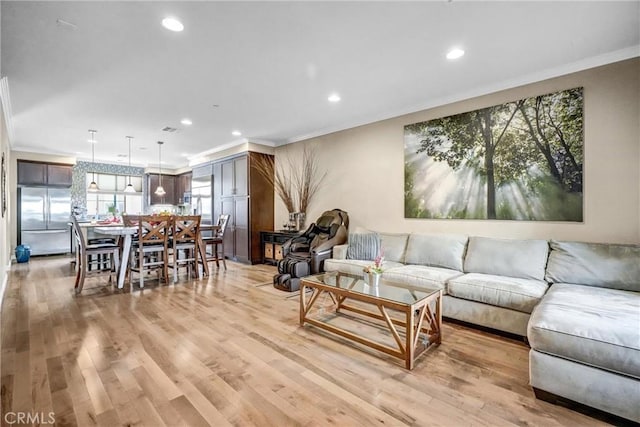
[173,215,201,245]
[122,214,140,227]
[71,214,86,253]
[216,214,230,238]
[138,215,171,246]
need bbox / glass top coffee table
[300,271,442,370]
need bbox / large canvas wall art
[404,87,584,221]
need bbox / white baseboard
[0,261,11,313]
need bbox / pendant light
[154,141,166,196]
[87,129,99,191]
[124,136,136,193]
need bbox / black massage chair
[273,208,349,292]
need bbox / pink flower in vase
[363,250,384,274]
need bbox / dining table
[93,225,138,289]
[89,219,220,289]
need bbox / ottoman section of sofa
[528,283,640,379]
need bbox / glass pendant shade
[124,136,136,193]
[154,141,165,196]
[87,129,99,191]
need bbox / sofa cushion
[404,233,468,271]
[324,259,404,276]
[346,233,380,261]
[545,240,640,291]
[382,265,462,292]
[447,273,549,313]
[464,237,549,281]
[528,283,640,379]
[378,233,409,263]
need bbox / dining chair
[129,215,171,288]
[71,215,120,295]
[201,214,230,270]
[171,215,201,282]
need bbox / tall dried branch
[253,147,326,214]
[297,146,327,213]
[252,154,296,212]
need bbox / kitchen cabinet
[213,152,274,264]
[175,172,192,204]
[18,161,73,186]
[47,164,73,186]
[18,161,46,185]
[148,174,176,205]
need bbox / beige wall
[275,58,640,244]
[1,102,11,292]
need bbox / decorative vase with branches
[253,146,327,227]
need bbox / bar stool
[129,215,171,288]
[171,215,201,282]
[201,214,230,270]
[70,215,120,295]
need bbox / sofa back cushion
[379,233,409,263]
[464,237,549,281]
[545,240,640,291]
[346,233,380,261]
[405,233,468,271]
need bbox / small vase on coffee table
[367,272,381,287]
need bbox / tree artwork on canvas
[404,87,583,221]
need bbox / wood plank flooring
[0,256,615,426]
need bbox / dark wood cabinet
[213,152,274,264]
[18,161,46,185]
[261,231,299,264]
[47,164,73,186]
[148,174,176,205]
[175,172,192,204]
[18,161,72,186]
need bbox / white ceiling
[2,1,639,169]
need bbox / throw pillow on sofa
[346,233,381,261]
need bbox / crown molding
[283,45,640,146]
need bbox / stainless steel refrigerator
[191,175,212,226]
[18,187,71,255]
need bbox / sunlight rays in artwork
[404,88,583,221]
[406,134,570,220]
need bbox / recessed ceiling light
[446,48,465,60]
[181,118,192,125]
[232,130,242,137]
[162,17,184,32]
[328,93,341,103]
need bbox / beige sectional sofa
[325,232,640,422]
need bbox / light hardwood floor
[1,256,614,426]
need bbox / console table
[260,230,299,264]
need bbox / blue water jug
[15,245,31,263]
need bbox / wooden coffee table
[300,271,442,370]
